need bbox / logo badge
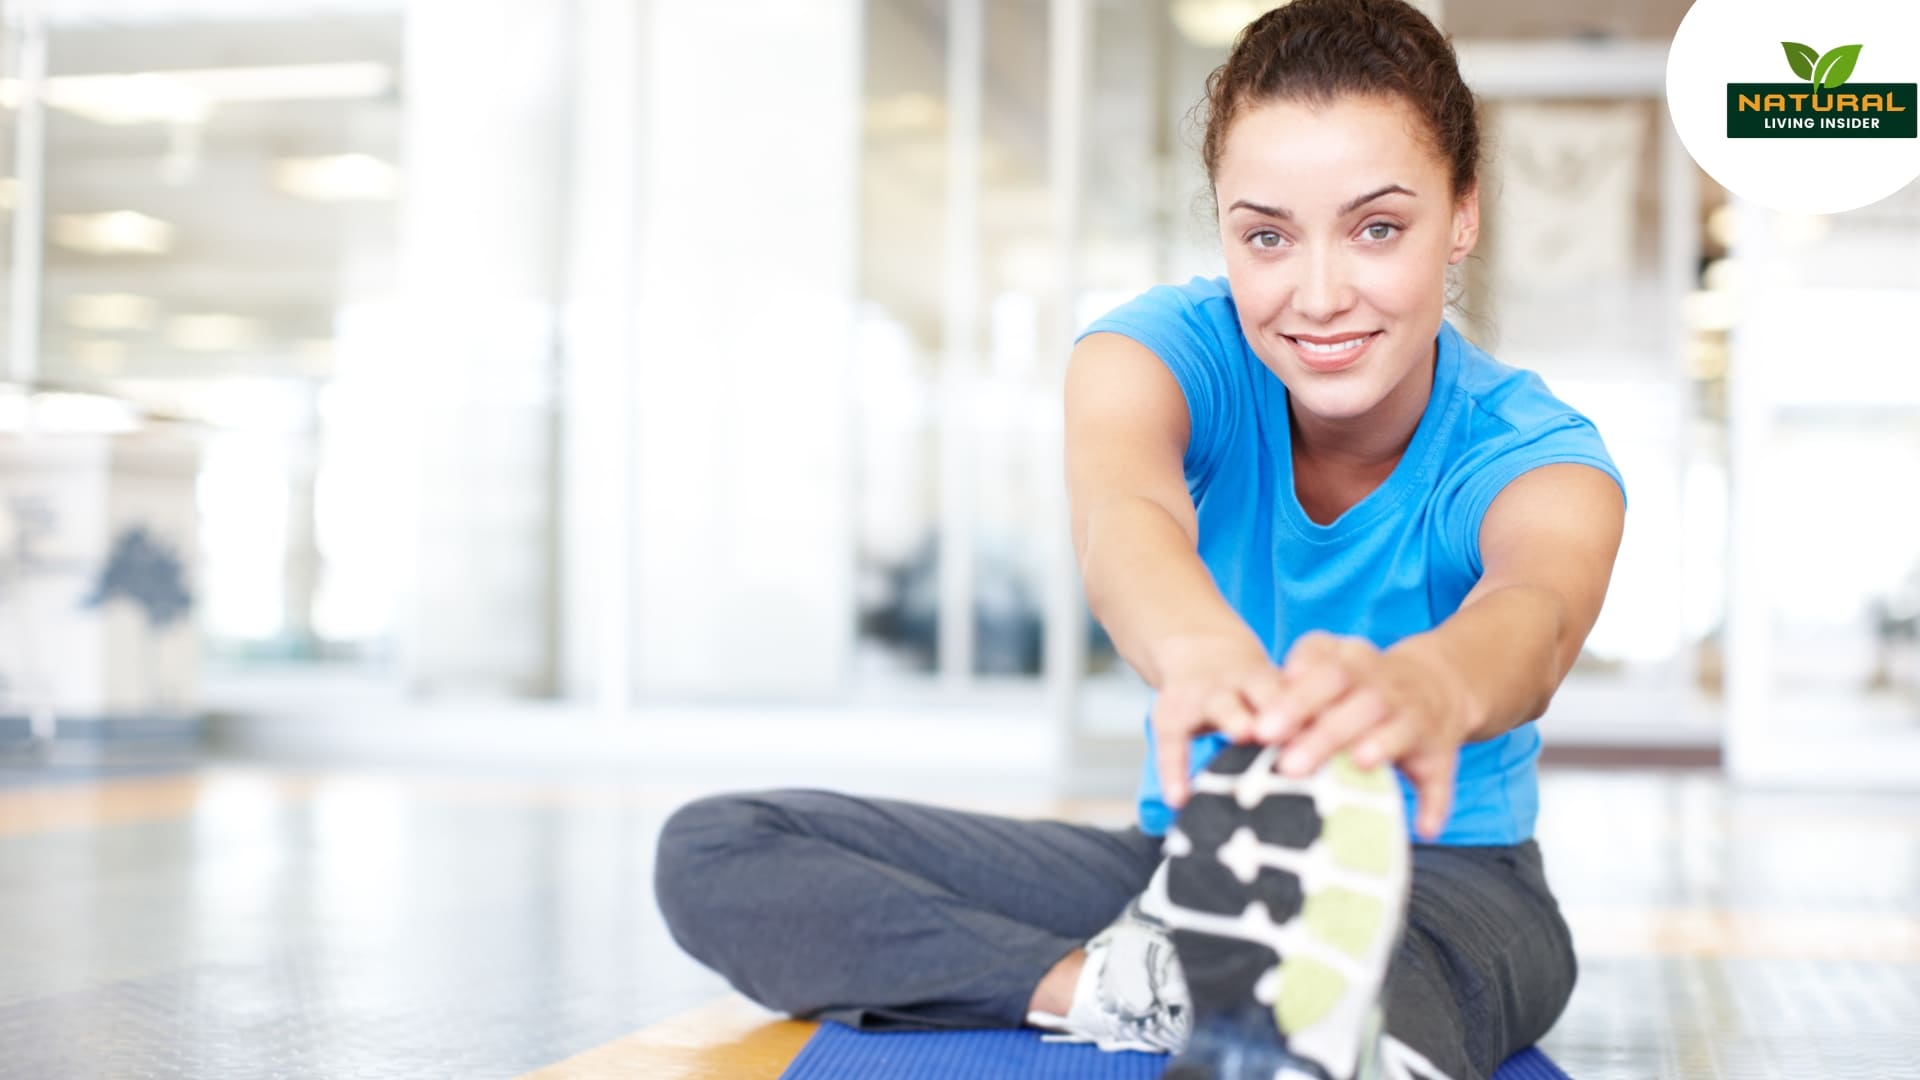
[1726,43,1916,139]
[1667,0,1920,213]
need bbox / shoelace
[1027,1009,1185,1054]
[1026,899,1191,1054]
[1025,940,1189,1053]
[1026,970,1188,1053]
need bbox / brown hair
[1198,0,1482,210]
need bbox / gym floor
[2,756,1916,1079]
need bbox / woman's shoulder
[1443,323,1598,437]
[1079,275,1239,346]
[1077,276,1252,490]
[1430,324,1627,553]
[1077,276,1250,397]
[1129,273,1235,309]
[1166,274,1235,307]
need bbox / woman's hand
[1149,632,1288,811]
[1254,631,1476,840]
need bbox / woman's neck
[1288,344,1437,474]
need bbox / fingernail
[1280,750,1308,775]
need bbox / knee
[653,793,776,954]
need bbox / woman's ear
[1447,182,1480,266]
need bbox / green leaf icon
[1782,41,1818,80]
[1815,44,1862,89]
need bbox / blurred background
[2,0,1919,790]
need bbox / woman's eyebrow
[1228,184,1417,220]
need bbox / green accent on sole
[1304,887,1386,959]
[1275,955,1347,1034]
[1331,751,1393,793]
[1322,805,1394,875]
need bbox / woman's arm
[1066,332,1284,806]
[1068,332,1241,681]
[1251,462,1625,837]
[1391,462,1626,744]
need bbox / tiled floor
[1531,772,1920,1079]
[0,753,1916,1078]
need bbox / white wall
[626,1,860,697]
[397,0,571,696]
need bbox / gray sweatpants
[653,789,1577,1080]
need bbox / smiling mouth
[1285,332,1380,355]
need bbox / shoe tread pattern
[1160,745,1408,1080]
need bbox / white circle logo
[1665,0,1920,214]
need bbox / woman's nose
[1290,249,1354,322]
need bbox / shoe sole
[1159,744,1410,1080]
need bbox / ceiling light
[48,72,210,125]
[51,211,175,255]
[167,314,265,352]
[66,293,159,331]
[1170,0,1279,48]
[0,62,394,126]
[273,153,399,202]
[161,62,392,104]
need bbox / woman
[654,2,1624,1078]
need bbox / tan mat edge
[520,994,818,1080]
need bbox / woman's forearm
[1388,584,1567,745]
[1079,494,1264,690]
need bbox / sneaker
[1158,744,1413,1080]
[1024,881,1192,1053]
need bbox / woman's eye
[1364,222,1399,242]
[1249,231,1283,250]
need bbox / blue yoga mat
[778,1022,1572,1079]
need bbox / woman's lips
[1284,330,1381,373]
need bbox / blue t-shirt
[1077,275,1626,846]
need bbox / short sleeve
[1075,277,1240,492]
[1444,412,1627,579]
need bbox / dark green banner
[1727,82,1917,138]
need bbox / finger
[1350,713,1416,770]
[1252,667,1304,743]
[1282,629,1342,668]
[1278,687,1390,776]
[1262,655,1350,741]
[1154,712,1193,810]
[1414,776,1452,841]
[1203,687,1258,743]
[1240,667,1288,722]
[1403,751,1458,840]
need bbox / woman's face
[1214,94,1478,425]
